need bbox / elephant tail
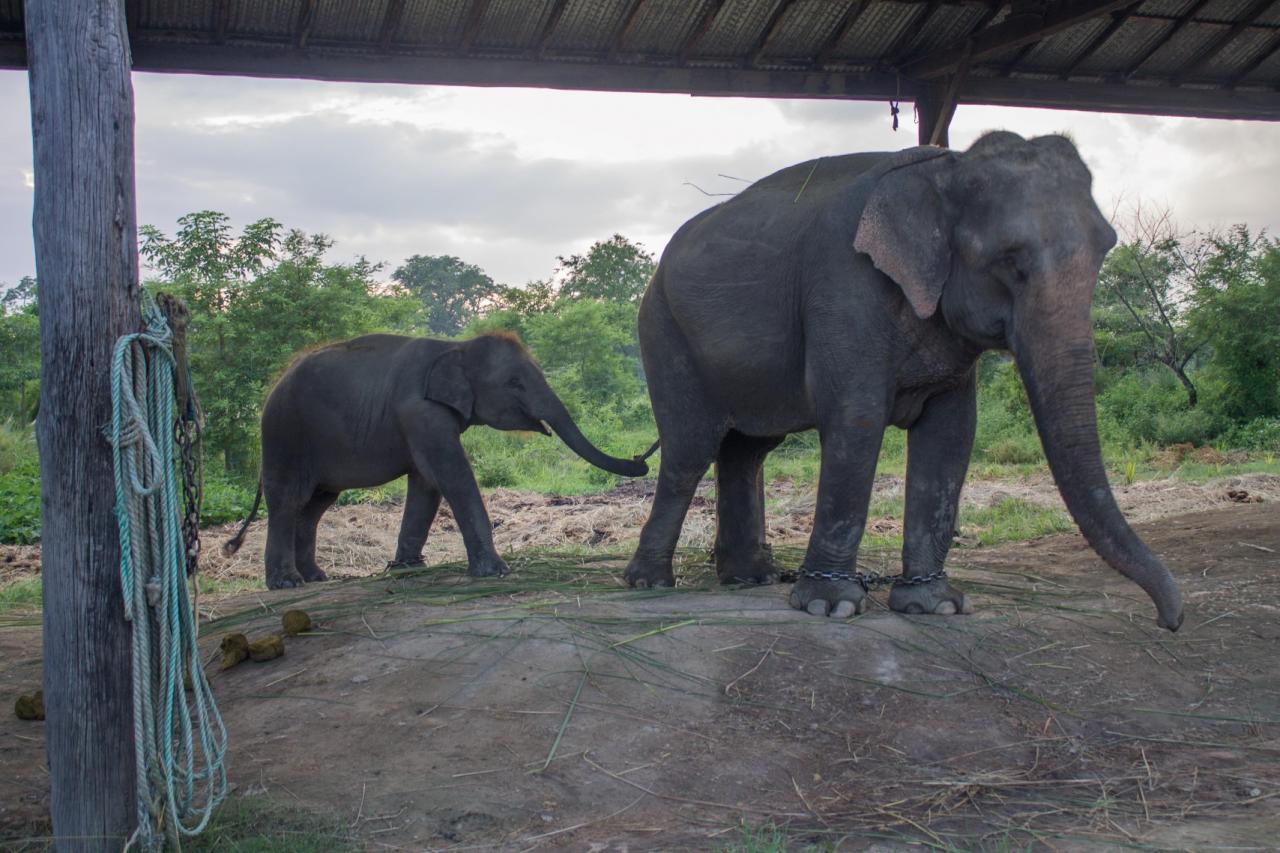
[222,480,264,557]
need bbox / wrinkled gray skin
[625,131,1184,632]
[227,333,647,589]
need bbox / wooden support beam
[1059,2,1138,79]
[295,0,317,49]
[902,0,1133,79]
[211,0,232,44]
[535,0,571,56]
[459,0,491,52]
[1170,0,1273,85]
[1120,0,1209,78]
[379,0,406,50]
[748,0,801,67]
[814,0,871,68]
[918,49,969,145]
[608,0,647,61]
[24,0,141,847]
[679,0,727,64]
[888,0,941,66]
[1229,32,1280,87]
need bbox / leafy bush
[0,458,41,544]
[201,471,260,526]
[983,435,1044,465]
[0,419,36,476]
[1220,417,1280,451]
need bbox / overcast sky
[2,69,1279,292]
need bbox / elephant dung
[219,633,250,670]
[14,690,43,721]
[248,634,286,662]
[281,609,313,636]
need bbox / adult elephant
[225,332,647,589]
[624,131,1183,631]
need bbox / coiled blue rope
[110,294,227,849]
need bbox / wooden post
[25,0,140,848]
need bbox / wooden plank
[901,0,1133,79]
[114,40,1280,118]
[1229,32,1280,86]
[23,0,141,847]
[1120,0,1210,78]
[679,0,727,63]
[748,0,801,67]
[379,0,406,50]
[1170,0,1273,85]
[1059,2,1140,79]
[460,0,491,52]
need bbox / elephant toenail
[831,600,856,618]
[806,599,830,616]
[934,601,957,615]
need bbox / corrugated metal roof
[1,0,1276,120]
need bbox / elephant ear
[853,150,953,320]
[424,348,474,423]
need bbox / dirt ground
[1,482,1278,850]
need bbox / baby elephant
[224,332,648,589]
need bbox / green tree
[1189,226,1280,420]
[557,234,655,304]
[525,299,641,410]
[1094,211,1205,407]
[0,278,40,420]
[392,254,500,336]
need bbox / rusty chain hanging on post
[157,293,204,577]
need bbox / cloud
[2,70,1279,293]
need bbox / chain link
[175,413,202,577]
[779,567,948,590]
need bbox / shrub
[0,458,41,544]
[1220,417,1280,451]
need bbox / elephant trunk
[533,388,648,478]
[1012,307,1184,632]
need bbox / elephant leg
[788,410,887,618]
[263,479,306,590]
[892,375,976,617]
[294,489,339,583]
[407,427,508,578]
[626,285,726,589]
[393,472,442,566]
[714,431,783,584]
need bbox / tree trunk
[25,0,140,848]
[1172,364,1198,408]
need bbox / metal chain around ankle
[782,568,948,590]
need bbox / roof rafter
[1229,32,1280,87]
[887,0,942,67]
[459,0,491,52]
[1120,0,1210,78]
[901,0,1134,79]
[813,0,871,68]
[534,0,571,56]
[748,0,801,67]
[679,0,728,64]
[1059,1,1140,79]
[1170,0,1273,85]
[609,0,647,61]
[294,0,317,50]
[211,0,231,45]
[379,0,406,50]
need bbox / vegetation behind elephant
[624,131,1184,631]
[224,332,648,589]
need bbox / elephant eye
[993,253,1026,285]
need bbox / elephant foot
[788,572,867,618]
[624,554,675,589]
[468,554,510,578]
[889,576,970,616]
[266,568,306,590]
[715,550,782,585]
[298,563,329,583]
[391,550,426,569]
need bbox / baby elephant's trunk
[537,396,648,478]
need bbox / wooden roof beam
[608,0,647,61]
[888,0,942,67]
[294,0,317,50]
[1229,32,1280,87]
[1059,2,1139,79]
[813,0,871,68]
[1170,0,1273,85]
[901,0,1134,79]
[748,0,801,67]
[1119,0,1209,78]
[211,0,231,45]
[534,0,571,56]
[459,0,491,52]
[379,0,405,50]
[679,0,727,64]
